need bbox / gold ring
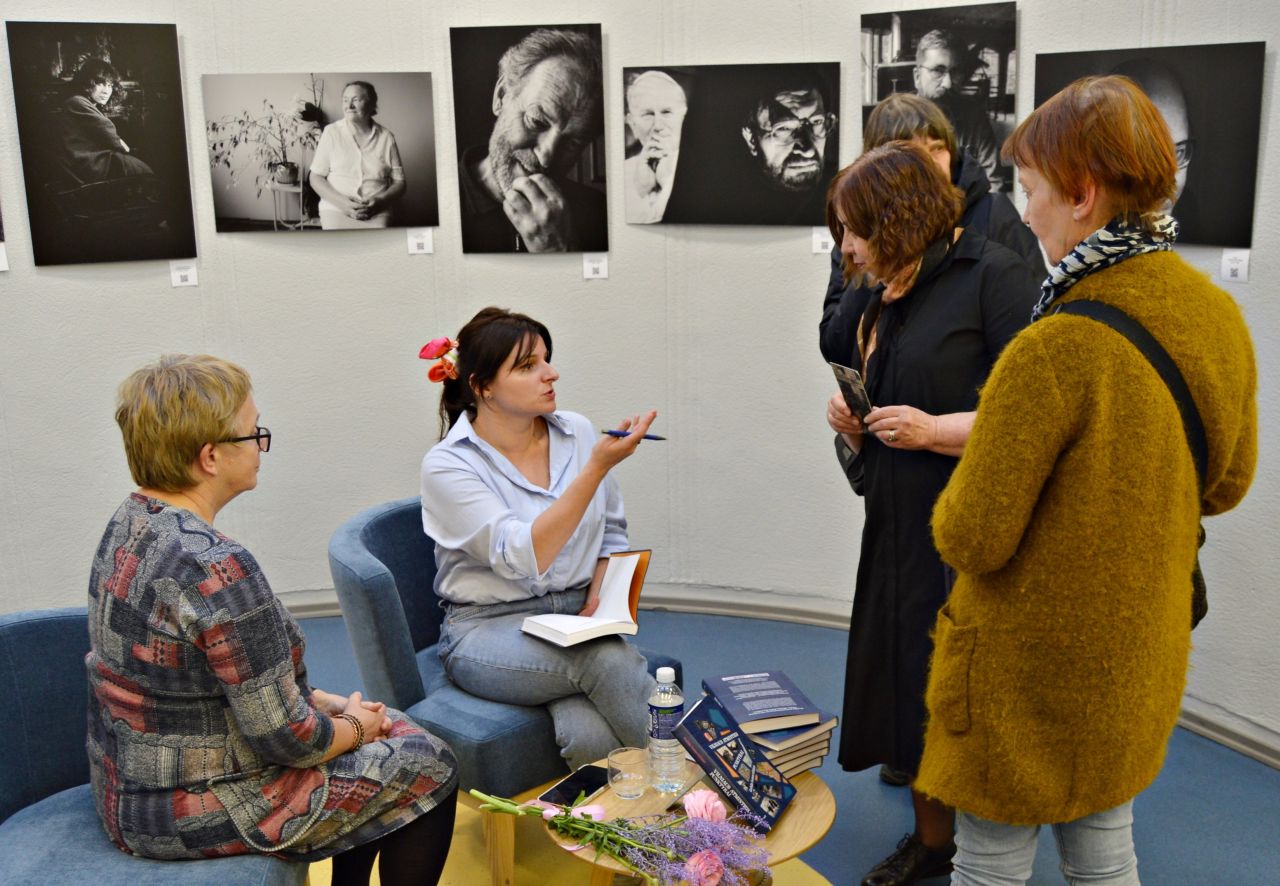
[887,429,897,443]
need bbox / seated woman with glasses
[88,355,457,886]
[419,307,659,771]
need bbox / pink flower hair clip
[419,337,460,383]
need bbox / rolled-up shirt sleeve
[599,474,629,556]
[421,450,551,584]
[309,124,333,178]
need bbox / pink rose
[685,849,725,886]
[419,337,456,360]
[682,788,727,822]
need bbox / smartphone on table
[829,361,873,421]
[537,763,610,806]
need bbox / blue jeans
[438,587,656,770]
[953,801,1140,885]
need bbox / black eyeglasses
[218,426,272,452]
[759,112,838,146]
[1174,138,1194,170]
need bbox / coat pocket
[926,606,977,734]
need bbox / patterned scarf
[1031,213,1180,321]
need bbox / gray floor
[299,610,1280,885]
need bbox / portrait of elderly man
[1035,41,1264,247]
[623,70,688,225]
[912,28,1005,192]
[659,63,839,226]
[450,24,607,253]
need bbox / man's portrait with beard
[659,62,840,226]
[449,24,607,254]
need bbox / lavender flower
[468,790,771,886]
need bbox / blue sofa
[0,607,306,886]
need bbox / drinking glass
[607,746,648,800]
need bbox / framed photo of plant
[201,71,438,233]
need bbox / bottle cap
[656,666,675,683]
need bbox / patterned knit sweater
[915,251,1257,824]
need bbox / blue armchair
[0,608,305,886]
[328,497,682,884]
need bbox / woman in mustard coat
[916,76,1257,884]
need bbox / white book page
[594,554,639,623]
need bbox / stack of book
[701,670,837,778]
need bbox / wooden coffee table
[546,758,836,885]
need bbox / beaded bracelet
[335,713,365,752]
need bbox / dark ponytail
[437,307,553,438]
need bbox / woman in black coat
[820,93,1043,369]
[824,141,1039,886]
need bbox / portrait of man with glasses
[862,3,1016,194]
[1035,41,1264,248]
[659,62,840,226]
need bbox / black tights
[330,785,458,886]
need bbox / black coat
[835,228,1039,775]
[819,151,1044,368]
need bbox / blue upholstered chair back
[359,498,443,653]
[0,608,91,826]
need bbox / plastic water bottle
[648,666,685,793]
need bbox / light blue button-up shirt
[420,410,629,605]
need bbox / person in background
[310,80,406,229]
[916,74,1256,886]
[624,70,688,224]
[89,355,457,885]
[420,307,657,770]
[912,29,1005,192]
[821,93,1043,372]
[823,142,1040,886]
[59,58,155,182]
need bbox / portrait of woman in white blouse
[309,80,406,229]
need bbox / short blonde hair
[115,355,251,491]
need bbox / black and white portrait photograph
[629,63,840,227]
[450,24,607,254]
[861,2,1016,192]
[202,72,438,233]
[6,21,197,266]
[1035,42,1264,248]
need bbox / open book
[521,549,651,647]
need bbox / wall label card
[812,227,835,254]
[1220,249,1250,284]
[169,260,198,287]
[583,253,609,279]
[407,228,434,254]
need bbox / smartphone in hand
[829,361,873,421]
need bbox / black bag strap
[1054,300,1208,492]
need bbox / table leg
[587,866,616,886]
[484,811,516,886]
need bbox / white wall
[0,0,1277,755]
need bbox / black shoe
[878,765,911,786]
[860,833,955,886]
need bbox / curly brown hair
[826,140,963,284]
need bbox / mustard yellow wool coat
[915,251,1257,825]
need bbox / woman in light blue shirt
[420,307,659,769]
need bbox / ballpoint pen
[601,429,667,441]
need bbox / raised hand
[502,174,575,252]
